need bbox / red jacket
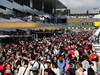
[4,72,12,75]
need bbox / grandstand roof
[0,0,13,9]
[0,0,66,15]
[32,0,66,14]
[44,0,66,8]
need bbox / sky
[59,0,100,13]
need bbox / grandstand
[32,0,66,14]
[0,0,67,24]
[67,18,100,23]
[0,0,99,31]
[67,13,100,28]
[0,0,38,15]
[0,1,100,75]
[0,0,66,15]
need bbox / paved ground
[97,58,100,75]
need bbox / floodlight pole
[54,0,57,25]
[42,0,44,12]
[30,0,33,8]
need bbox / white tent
[0,35,10,38]
[93,14,100,18]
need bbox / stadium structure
[1,1,100,74]
[0,0,67,23]
[0,0,100,34]
[0,0,100,28]
[0,0,67,42]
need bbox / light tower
[30,0,33,8]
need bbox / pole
[55,0,57,25]
[42,0,44,12]
[30,0,33,8]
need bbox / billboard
[94,22,100,26]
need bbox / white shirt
[17,66,31,75]
[30,60,39,68]
[82,60,90,71]
[17,67,25,75]
[91,61,97,72]
[51,68,60,75]
[39,63,47,75]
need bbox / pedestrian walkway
[97,58,100,75]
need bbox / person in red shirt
[0,62,4,75]
[4,64,12,75]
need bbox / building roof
[32,0,66,14]
[44,0,66,8]
[0,0,66,15]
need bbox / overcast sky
[59,0,100,13]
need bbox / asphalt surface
[97,58,100,75]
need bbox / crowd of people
[0,30,99,75]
